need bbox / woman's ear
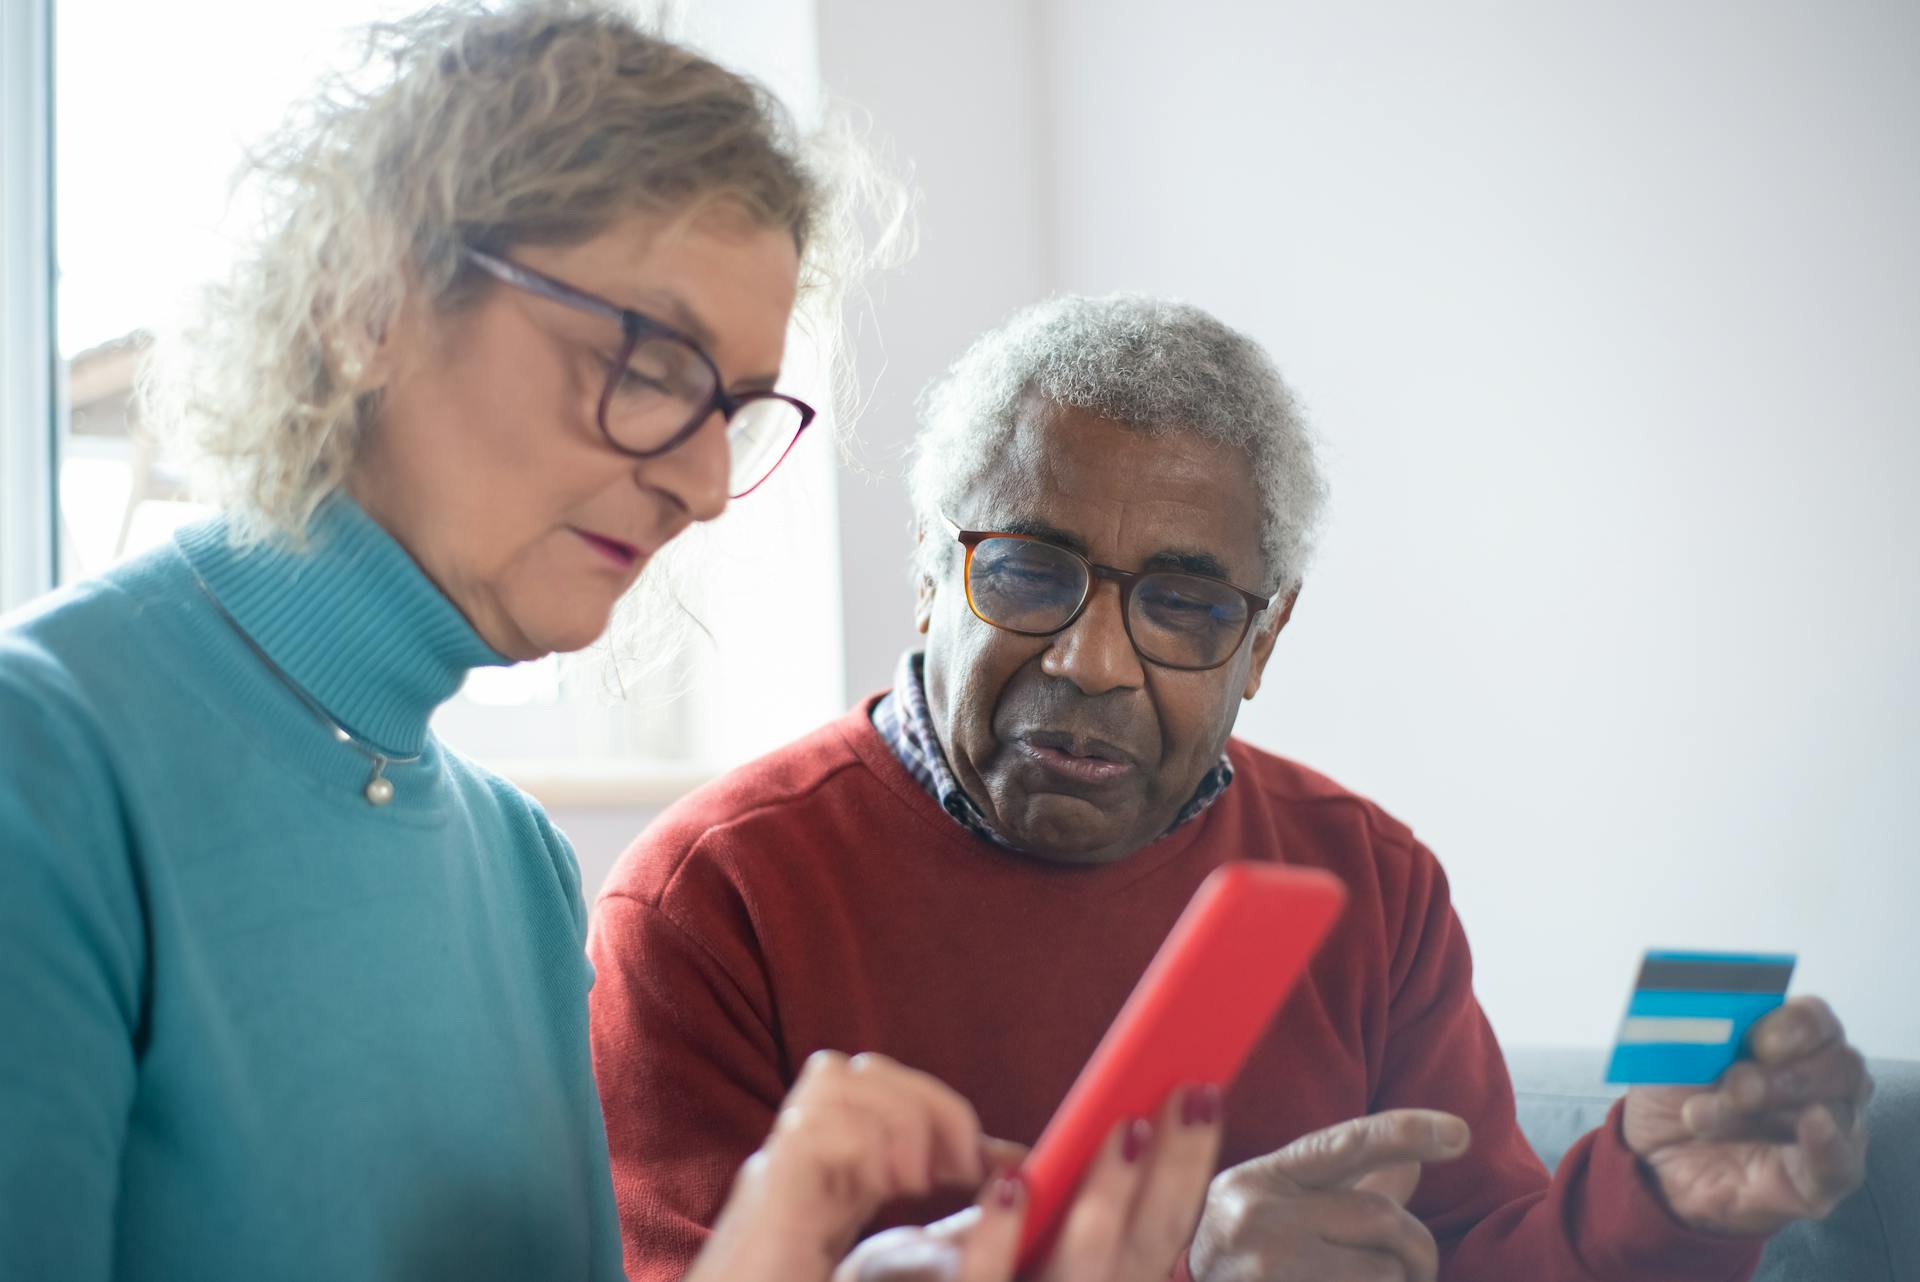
[328,319,394,399]
[342,299,410,395]
[337,260,432,395]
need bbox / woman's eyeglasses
[943,515,1272,671]
[464,248,814,498]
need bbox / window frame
[1,0,57,613]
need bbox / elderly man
[588,296,1870,1282]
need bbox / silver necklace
[189,568,420,806]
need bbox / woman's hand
[838,1082,1226,1282]
[686,1049,1003,1282]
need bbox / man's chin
[999,791,1147,866]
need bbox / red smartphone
[1014,861,1347,1271]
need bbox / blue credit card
[1604,950,1797,1085]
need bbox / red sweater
[588,700,1762,1282]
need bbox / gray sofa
[1508,1048,1919,1281]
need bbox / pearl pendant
[364,771,395,807]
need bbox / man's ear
[1242,588,1297,701]
[912,527,935,635]
[914,577,936,635]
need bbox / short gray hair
[907,293,1326,597]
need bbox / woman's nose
[641,408,731,523]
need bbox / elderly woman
[0,4,1221,1281]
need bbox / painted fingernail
[1123,1118,1153,1163]
[994,1174,1026,1208]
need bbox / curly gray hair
[144,0,904,545]
[906,294,1326,598]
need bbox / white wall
[815,0,1919,1060]
[551,803,661,898]
[1037,1,1920,1057]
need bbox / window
[12,0,847,798]
[1,0,55,611]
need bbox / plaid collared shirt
[870,651,1234,852]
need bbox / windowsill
[487,759,717,810]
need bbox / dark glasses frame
[941,514,1273,672]
[463,247,816,497]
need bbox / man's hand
[1189,1109,1472,1282]
[1624,995,1873,1237]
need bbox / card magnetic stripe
[1634,957,1796,994]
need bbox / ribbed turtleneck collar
[174,496,508,757]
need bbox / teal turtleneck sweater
[0,499,624,1281]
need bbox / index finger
[1268,1110,1471,1190]
[847,1052,990,1184]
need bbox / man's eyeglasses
[943,515,1273,672]
[464,248,814,498]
